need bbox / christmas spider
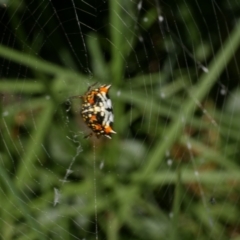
[72,83,116,139]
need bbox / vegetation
[0,0,240,239]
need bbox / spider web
[1,0,240,239]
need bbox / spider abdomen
[81,84,116,139]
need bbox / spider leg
[84,132,93,139]
[68,95,83,100]
[88,82,99,91]
[68,82,99,100]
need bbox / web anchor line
[54,135,83,206]
[93,139,99,240]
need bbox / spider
[71,83,116,139]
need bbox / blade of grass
[180,135,240,170]
[171,168,181,240]
[109,0,126,84]
[107,212,119,240]
[0,79,45,93]
[109,0,126,149]
[87,33,109,81]
[134,169,240,185]
[0,164,47,239]
[141,20,240,177]
[0,44,76,78]
[16,101,55,189]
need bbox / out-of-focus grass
[0,1,240,240]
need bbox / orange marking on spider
[90,115,97,122]
[99,85,111,93]
[104,125,113,133]
[94,124,103,130]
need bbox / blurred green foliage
[1,0,240,239]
